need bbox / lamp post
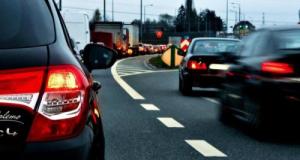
[112,0,114,21]
[226,0,228,33]
[230,9,238,24]
[140,0,143,42]
[144,4,153,36]
[144,4,153,23]
[231,2,241,22]
[104,0,106,21]
[58,0,62,11]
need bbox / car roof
[192,37,240,41]
[258,25,300,32]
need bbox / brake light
[27,65,89,142]
[188,60,207,70]
[262,62,294,75]
[0,67,45,110]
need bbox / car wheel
[219,91,233,125]
[244,96,269,138]
[179,76,192,95]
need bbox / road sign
[180,39,191,52]
[161,45,184,67]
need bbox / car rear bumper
[2,126,98,160]
[183,71,224,88]
[24,126,95,160]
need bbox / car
[0,0,117,159]
[219,26,300,134]
[178,38,241,95]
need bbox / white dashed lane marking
[185,140,227,157]
[157,117,184,128]
[141,104,160,111]
[204,98,220,104]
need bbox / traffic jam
[1,0,300,160]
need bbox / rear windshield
[0,0,55,49]
[192,40,240,54]
[276,30,300,50]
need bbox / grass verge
[149,56,178,69]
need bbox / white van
[62,11,91,54]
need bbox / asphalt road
[93,55,300,160]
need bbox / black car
[179,38,241,95]
[0,0,116,159]
[219,26,300,134]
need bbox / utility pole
[112,0,114,21]
[239,4,241,22]
[140,0,143,42]
[262,12,265,26]
[144,4,153,23]
[104,0,106,21]
[231,2,241,22]
[226,0,228,33]
[58,0,62,11]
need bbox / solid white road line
[157,117,184,128]
[111,59,145,100]
[204,98,220,104]
[111,57,178,99]
[141,104,160,111]
[185,140,227,157]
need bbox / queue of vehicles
[178,26,300,138]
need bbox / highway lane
[93,55,300,160]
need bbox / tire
[90,120,105,160]
[219,98,233,125]
[179,76,192,95]
[244,96,269,139]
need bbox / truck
[91,22,129,57]
[168,36,182,48]
[62,11,91,54]
[124,24,140,55]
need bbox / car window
[240,32,261,57]
[275,30,300,50]
[252,31,270,56]
[191,40,240,54]
[0,0,55,49]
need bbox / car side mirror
[83,44,117,71]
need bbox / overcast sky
[62,0,300,29]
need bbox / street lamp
[104,0,106,21]
[230,9,238,24]
[112,0,114,21]
[226,0,228,33]
[140,0,143,42]
[144,4,153,23]
[231,2,241,22]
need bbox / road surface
[93,55,300,160]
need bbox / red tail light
[27,65,89,142]
[188,60,207,70]
[262,62,294,75]
[0,67,45,110]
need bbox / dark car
[179,38,241,95]
[0,0,116,159]
[219,26,300,134]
